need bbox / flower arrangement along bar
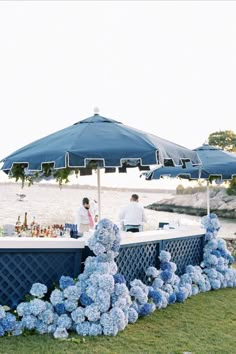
[0,215,235,339]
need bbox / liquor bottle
[31,216,36,230]
[15,216,21,233]
[23,212,28,230]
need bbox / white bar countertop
[0,226,205,249]
[82,225,205,247]
[119,226,205,246]
[0,237,85,249]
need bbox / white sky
[0,1,236,189]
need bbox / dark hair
[131,194,139,201]
[82,197,90,205]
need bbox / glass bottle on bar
[15,215,21,234]
[23,212,28,230]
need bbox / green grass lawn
[1,288,236,354]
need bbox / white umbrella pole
[206,180,210,215]
[97,167,101,221]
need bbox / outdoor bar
[0,226,205,308]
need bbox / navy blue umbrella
[1,110,201,218]
[144,143,236,214]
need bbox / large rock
[146,188,236,219]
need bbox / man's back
[120,201,147,226]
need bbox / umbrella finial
[94,107,100,115]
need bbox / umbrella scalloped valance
[1,113,201,186]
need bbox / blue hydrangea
[159,250,171,263]
[113,273,126,284]
[64,300,78,312]
[114,283,129,297]
[170,262,177,272]
[210,278,221,290]
[84,304,101,322]
[145,266,159,279]
[110,307,126,331]
[98,274,115,293]
[80,293,94,306]
[48,323,57,334]
[160,262,172,271]
[21,315,37,330]
[71,307,85,324]
[35,320,48,334]
[0,325,5,337]
[129,286,144,298]
[93,243,106,256]
[95,289,110,313]
[41,309,54,325]
[191,285,199,296]
[138,303,155,316]
[50,289,64,306]
[16,302,31,317]
[149,290,163,306]
[162,284,174,295]
[63,285,80,302]
[30,299,47,316]
[206,254,218,266]
[227,254,235,265]
[76,321,91,336]
[180,273,192,285]
[100,313,118,336]
[211,250,221,258]
[130,279,149,294]
[30,283,47,298]
[168,292,177,304]
[176,288,188,303]
[128,308,138,323]
[89,322,103,336]
[1,313,17,332]
[12,321,23,336]
[57,314,72,330]
[53,327,68,339]
[0,305,6,320]
[160,270,173,283]
[59,275,75,290]
[54,303,66,316]
[152,278,164,289]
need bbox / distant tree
[208,130,236,195]
[208,130,236,152]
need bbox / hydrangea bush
[0,214,235,339]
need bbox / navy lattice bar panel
[0,249,82,308]
[161,235,204,275]
[116,242,160,284]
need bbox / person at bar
[75,197,98,233]
[119,194,147,232]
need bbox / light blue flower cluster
[145,251,180,307]
[0,307,22,337]
[129,278,155,318]
[15,218,132,338]
[30,283,48,298]
[87,218,121,255]
[200,214,236,289]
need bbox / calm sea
[0,183,235,239]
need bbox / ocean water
[0,183,235,238]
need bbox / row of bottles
[14,213,65,237]
[15,213,36,234]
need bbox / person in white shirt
[75,197,98,233]
[119,194,147,233]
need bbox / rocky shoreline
[145,188,236,219]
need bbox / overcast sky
[0,1,235,188]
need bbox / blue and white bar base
[0,226,205,307]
